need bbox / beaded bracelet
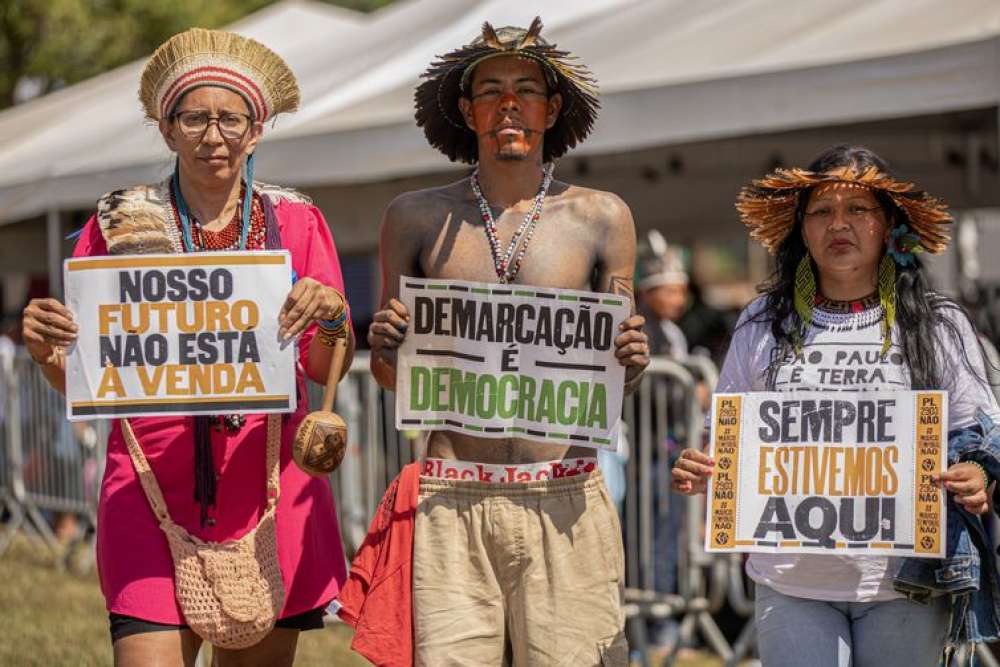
[317,311,349,347]
[968,460,991,489]
[316,319,347,347]
[319,287,348,328]
[317,326,347,347]
[315,288,349,346]
[320,309,348,332]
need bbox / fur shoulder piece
[255,181,312,206]
[95,179,181,255]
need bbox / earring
[794,254,817,329]
[793,254,816,352]
[877,253,896,357]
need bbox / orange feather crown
[735,165,953,254]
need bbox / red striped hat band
[160,65,269,121]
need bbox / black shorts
[108,607,327,643]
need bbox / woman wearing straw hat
[671,145,1000,665]
[21,29,353,665]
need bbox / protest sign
[395,277,630,449]
[64,251,296,420]
[705,391,946,558]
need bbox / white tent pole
[46,208,61,299]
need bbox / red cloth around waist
[337,462,420,667]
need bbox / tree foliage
[0,0,393,109]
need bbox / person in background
[677,279,732,367]
[637,235,690,360]
[638,230,731,366]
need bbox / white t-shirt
[716,295,1000,602]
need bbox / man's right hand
[22,298,78,366]
[671,448,714,495]
[367,298,410,358]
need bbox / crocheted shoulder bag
[120,415,285,649]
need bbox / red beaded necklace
[170,185,267,251]
[814,291,880,314]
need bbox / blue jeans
[755,584,949,667]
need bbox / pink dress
[73,198,348,623]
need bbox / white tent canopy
[0,0,998,225]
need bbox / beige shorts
[413,464,628,667]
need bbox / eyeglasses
[803,204,884,224]
[171,110,253,140]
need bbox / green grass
[0,536,369,666]
[0,536,731,666]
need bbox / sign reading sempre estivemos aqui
[64,251,296,420]
[705,391,946,558]
[395,277,630,449]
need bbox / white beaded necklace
[470,163,554,284]
[812,300,885,331]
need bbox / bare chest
[419,203,598,289]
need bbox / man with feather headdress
[359,17,647,665]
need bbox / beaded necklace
[470,163,554,284]
[171,154,255,252]
[169,183,266,251]
[812,293,884,331]
[814,291,880,314]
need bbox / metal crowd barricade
[0,349,105,570]
[618,356,755,667]
[0,351,19,555]
[308,353,416,555]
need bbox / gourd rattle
[292,336,348,476]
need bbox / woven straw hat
[415,16,599,164]
[735,165,953,255]
[140,28,300,122]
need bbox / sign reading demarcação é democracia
[395,277,630,449]
[63,251,296,420]
[705,391,946,558]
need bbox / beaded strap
[120,414,282,524]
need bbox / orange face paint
[465,56,552,161]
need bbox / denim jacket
[893,409,1000,645]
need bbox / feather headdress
[140,28,299,122]
[636,230,688,290]
[736,165,952,254]
[415,16,599,164]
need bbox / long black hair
[752,144,981,390]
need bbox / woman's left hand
[279,277,345,340]
[935,462,990,515]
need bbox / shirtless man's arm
[368,192,423,390]
[593,192,648,394]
